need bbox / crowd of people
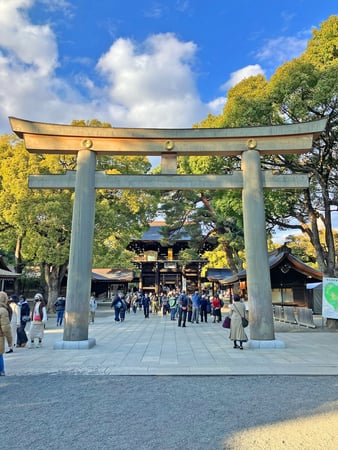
[0,291,49,376]
[0,287,248,376]
[106,289,248,349]
[107,288,230,326]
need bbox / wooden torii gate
[9,117,326,349]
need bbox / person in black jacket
[177,291,188,327]
[142,293,150,318]
[54,296,66,327]
[200,294,209,323]
[17,295,30,347]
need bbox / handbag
[233,303,249,328]
[222,316,231,329]
[241,317,249,328]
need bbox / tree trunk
[44,263,68,313]
[14,233,24,294]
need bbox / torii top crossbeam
[9,117,326,156]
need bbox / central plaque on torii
[9,117,326,349]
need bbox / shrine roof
[92,268,134,282]
[220,245,322,285]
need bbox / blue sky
[0,0,337,134]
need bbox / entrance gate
[10,117,326,349]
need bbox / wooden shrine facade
[221,245,323,309]
[127,222,208,294]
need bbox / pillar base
[53,338,96,350]
[248,339,285,349]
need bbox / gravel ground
[1,375,337,449]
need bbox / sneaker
[36,342,42,348]
[5,349,13,354]
[28,342,35,349]
[0,371,5,376]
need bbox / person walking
[200,293,209,323]
[229,294,248,350]
[212,295,222,323]
[111,293,122,322]
[54,296,66,327]
[16,295,30,347]
[0,291,13,376]
[119,295,127,322]
[169,291,177,320]
[28,293,47,348]
[6,295,20,352]
[89,294,97,323]
[191,291,201,323]
[142,293,150,318]
[177,291,188,327]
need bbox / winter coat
[229,301,248,342]
[0,303,13,354]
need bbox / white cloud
[221,64,265,91]
[0,2,211,132]
[96,33,209,127]
[0,0,58,77]
[256,36,308,64]
[207,97,227,115]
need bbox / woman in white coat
[29,293,48,348]
[229,294,248,350]
[6,295,20,352]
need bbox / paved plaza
[4,306,338,376]
[2,307,338,450]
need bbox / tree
[265,16,338,276]
[0,134,73,308]
[159,155,245,273]
[186,16,338,277]
[0,121,158,310]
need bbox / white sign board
[322,277,338,319]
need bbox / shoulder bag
[233,303,249,328]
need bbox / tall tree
[184,16,338,276]
[0,134,72,306]
[0,122,158,309]
[265,16,338,276]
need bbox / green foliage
[166,15,338,276]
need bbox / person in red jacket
[212,295,222,323]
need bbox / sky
[0,1,337,243]
[0,0,337,135]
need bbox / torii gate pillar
[242,148,274,342]
[63,148,96,346]
[9,117,326,350]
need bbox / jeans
[0,354,4,373]
[56,310,64,325]
[143,305,150,318]
[170,307,176,320]
[114,307,121,321]
[178,308,187,326]
[192,307,200,322]
[200,308,208,322]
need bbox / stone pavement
[5,307,338,376]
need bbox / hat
[34,293,44,302]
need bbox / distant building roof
[221,245,322,285]
[91,268,134,282]
[206,268,233,281]
[139,221,191,242]
[0,268,21,279]
[0,256,20,280]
